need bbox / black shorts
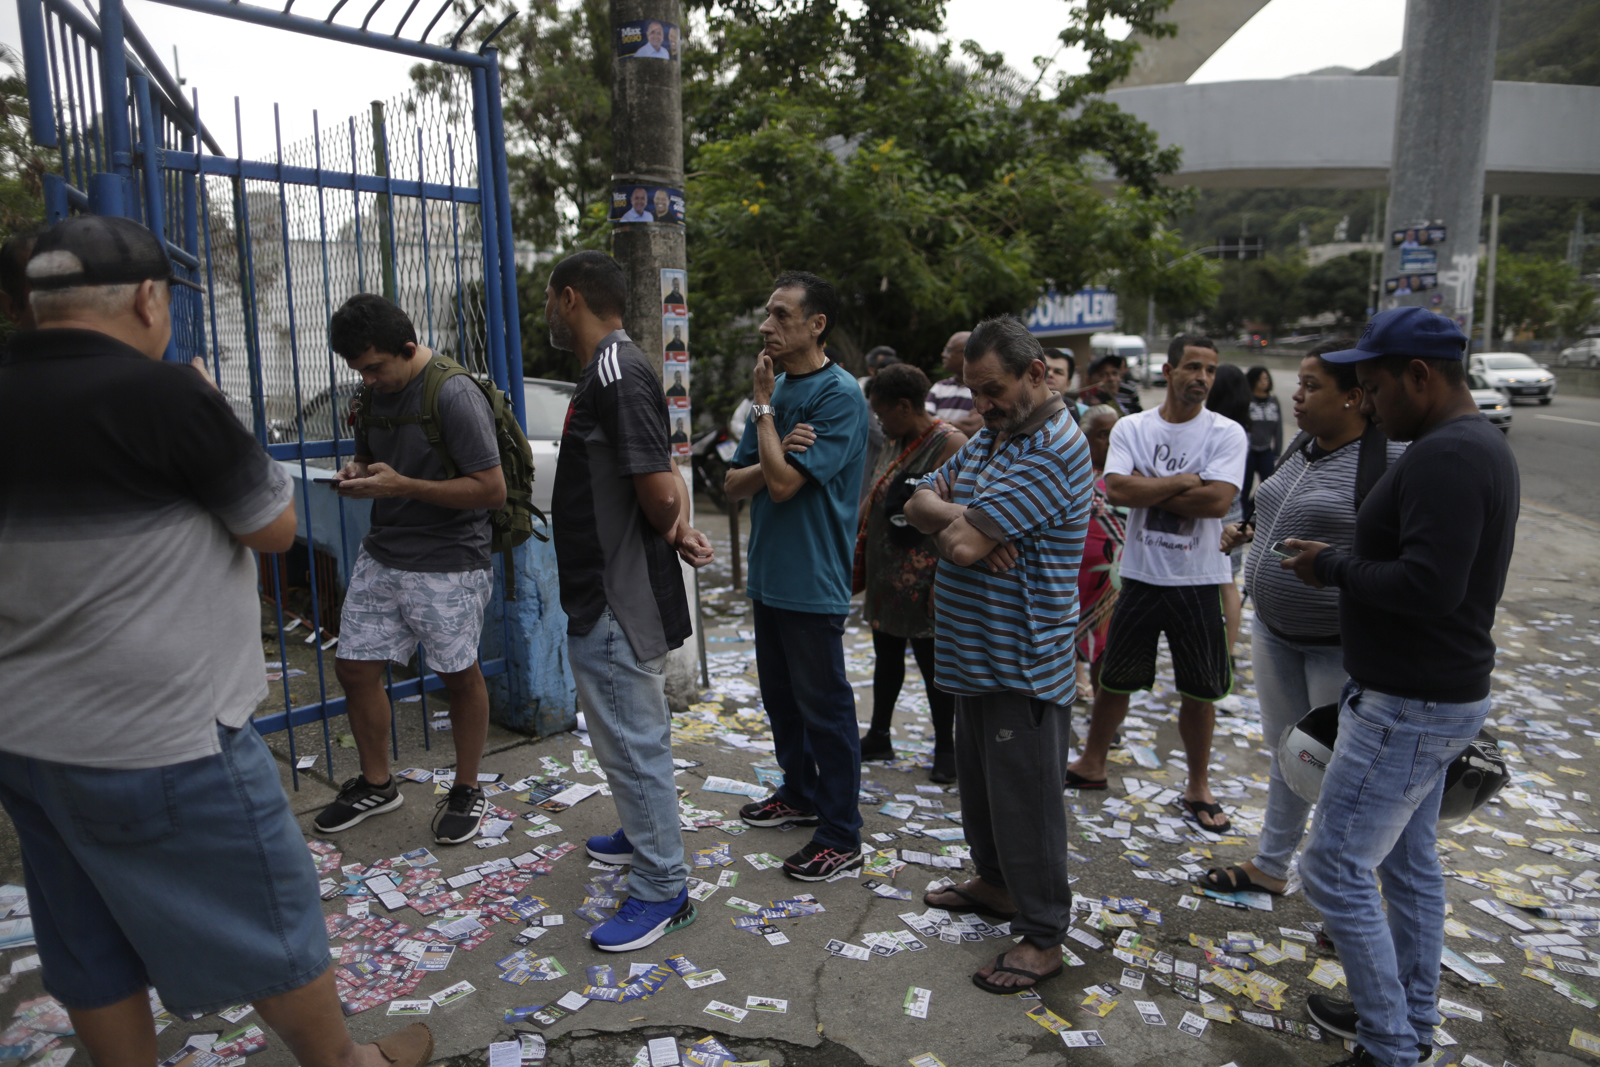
[1098,578,1233,702]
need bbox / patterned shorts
[338,551,493,673]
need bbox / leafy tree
[0,44,48,238]
[1477,250,1588,340]
[1203,254,1305,338]
[1297,251,1378,326]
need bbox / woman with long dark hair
[1205,363,1253,652]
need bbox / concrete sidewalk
[0,495,1595,1067]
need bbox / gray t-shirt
[0,328,293,769]
[356,367,500,572]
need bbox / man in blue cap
[1277,307,1519,1067]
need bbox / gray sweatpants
[954,691,1074,948]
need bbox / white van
[1090,332,1155,384]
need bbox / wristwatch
[750,404,776,420]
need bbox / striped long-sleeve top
[921,395,1093,705]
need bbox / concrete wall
[1104,77,1600,197]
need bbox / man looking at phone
[1280,308,1518,1067]
[314,294,506,845]
[1064,335,1246,832]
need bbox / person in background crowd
[1280,308,1518,1067]
[0,226,47,331]
[1197,341,1403,899]
[858,344,900,501]
[1078,353,1125,413]
[544,250,716,953]
[926,330,983,435]
[1042,347,1075,396]
[315,295,505,846]
[853,363,967,782]
[1113,356,1144,414]
[0,215,434,1067]
[726,271,870,881]
[1073,404,1125,704]
[1243,365,1282,522]
[1205,363,1253,655]
[1065,335,1246,833]
[904,316,1092,993]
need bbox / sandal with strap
[972,950,1063,995]
[922,884,1018,922]
[1177,796,1232,833]
[1196,864,1285,897]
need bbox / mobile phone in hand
[1269,540,1296,559]
[312,475,339,485]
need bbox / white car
[1557,338,1600,368]
[1468,352,1556,405]
[1468,372,1512,433]
[524,377,576,514]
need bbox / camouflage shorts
[337,551,493,673]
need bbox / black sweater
[1312,413,1519,702]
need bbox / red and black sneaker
[739,795,819,828]
[782,840,864,882]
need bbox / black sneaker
[1306,994,1358,1041]
[859,729,894,762]
[781,840,864,882]
[739,795,819,828]
[1326,1049,1380,1067]
[929,749,957,784]
[432,784,487,845]
[313,775,403,833]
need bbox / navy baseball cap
[1322,306,1467,363]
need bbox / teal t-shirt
[732,360,868,615]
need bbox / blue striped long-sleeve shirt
[920,397,1093,705]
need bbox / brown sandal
[374,1023,434,1067]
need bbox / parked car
[1468,352,1557,404]
[524,377,576,515]
[1468,372,1512,433]
[1557,338,1600,368]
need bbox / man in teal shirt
[726,271,869,881]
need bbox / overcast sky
[0,0,1408,157]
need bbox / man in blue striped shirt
[905,316,1092,994]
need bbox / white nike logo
[996,729,1014,742]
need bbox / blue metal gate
[17,0,529,784]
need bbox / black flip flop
[1177,797,1232,834]
[1063,769,1107,791]
[972,950,1063,995]
[922,884,1018,922]
[1196,864,1284,897]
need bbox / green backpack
[356,354,547,599]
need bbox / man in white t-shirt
[1064,334,1247,832]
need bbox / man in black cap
[1279,306,1519,1067]
[0,216,433,1067]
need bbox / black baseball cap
[1088,352,1124,373]
[26,215,196,291]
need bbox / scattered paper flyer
[487,1041,520,1067]
[1135,1000,1165,1025]
[1177,1011,1208,1037]
[429,982,476,1007]
[683,970,725,989]
[903,987,931,1020]
[746,996,787,1013]
[702,1000,748,1023]
[386,1000,432,1016]
[1060,1031,1106,1048]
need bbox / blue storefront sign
[1025,287,1118,336]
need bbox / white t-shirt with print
[1104,406,1249,586]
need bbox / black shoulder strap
[1353,420,1390,510]
[1280,430,1310,466]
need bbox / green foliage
[419,0,1215,420]
[1478,251,1595,340]
[1298,251,1379,326]
[1496,0,1600,86]
[0,44,47,239]
[1202,254,1306,337]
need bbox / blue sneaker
[586,828,634,865]
[590,889,696,953]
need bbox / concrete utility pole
[610,0,700,704]
[1484,193,1500,349]
[1382,0,1500,339]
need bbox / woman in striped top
[1196,342,1405,897]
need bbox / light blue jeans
[1250,621,1347,881]
[1301,682,1489,1067]
[567,609,687,902]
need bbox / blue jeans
[1249,621,1347,881]
[752,600,862,852]
[1301,682,1489,1067]
[0,724,329,1014]
[568,609,687,902]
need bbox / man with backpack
[314,294,507,845]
